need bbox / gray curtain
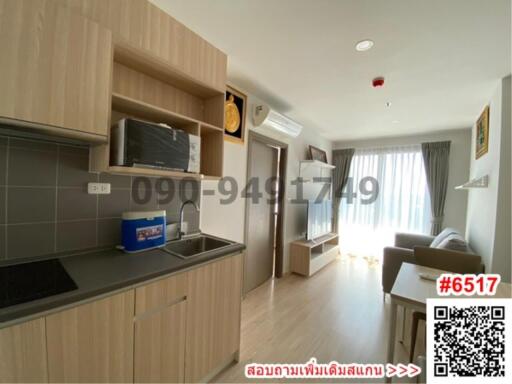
[332,148,355,233]
[421,141,451,235]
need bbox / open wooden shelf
[90,96,224,180]
[106,166,203,180]
[114,43,224,98]
[111,93,222,134]
[200,121,224,133]
[199,123,224,179]
[90,42,225,180]
[202,175,222,181]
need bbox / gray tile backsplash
[56,220,97,252]
[98,189,131,218]
[0,187,5,224]
[7,223,55,259]
[0,226,5,259]
[131,180,160,211]
[58,149,96,187]
[0,141,6,185]
[98,218,122,247]
[0,135,201,260]
[99,172,131,188]
[8,145,58,186]
[10,138,58,152]
[8,187,56,224]
[57,188,97,221]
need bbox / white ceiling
[151,0,511,141]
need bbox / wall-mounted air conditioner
[252,105,302,138]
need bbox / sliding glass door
[338,145,431,260]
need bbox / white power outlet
[87,182,111,194]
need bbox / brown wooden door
[185,253,243,382]
[0,0,112,138]
[245,139,279,293]
[46,291,134,383]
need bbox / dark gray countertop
[0,235,245,327]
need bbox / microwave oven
[110,118,200,173]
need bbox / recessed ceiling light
[355,39,374,51]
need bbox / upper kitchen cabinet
[0,0,112,142]
[56,0,227,92]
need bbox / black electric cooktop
[0,259,78,309]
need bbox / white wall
[200,141,247,243]
[200,86,332,274]
[333,129,472,233]
[492,75,511,281]
[280,123,332,273]
[465,76,511,282]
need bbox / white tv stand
[290,233,339,276]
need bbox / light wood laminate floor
[214,256,425,383]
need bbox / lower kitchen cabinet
[45,291,135,383]
[0,252,243,383]
[0,317,48,383]
[134,300,187,383]
[185,253,243,382]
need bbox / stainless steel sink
[163,234,233,259]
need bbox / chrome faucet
[178,200,199,240]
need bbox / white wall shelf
[455,175,489,190]
[295,159,335,200]
[299,160,335,170]
[298,160,335,180]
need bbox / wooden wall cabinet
[0,0,226,179]
[55,0,227,92]
[0,318,48,383]
[45,291,135,383]
[185,253,244,382]
[0,0,112,141]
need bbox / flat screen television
[306,199,332,240]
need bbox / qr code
[427,299,511,383]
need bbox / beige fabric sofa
[382,229,484,295]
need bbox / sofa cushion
[430,227,459,248]
[436,233,473,253]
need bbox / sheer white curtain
[338,145,431,260]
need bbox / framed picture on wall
[476,105,490,159]
[224,85,247,144]
[308,145,328,163]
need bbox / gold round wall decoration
[224,94,241,133]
